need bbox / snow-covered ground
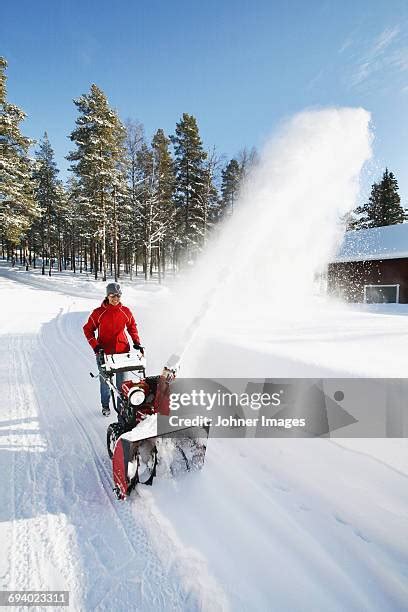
[2,107,407,611]
[1,260,407,612]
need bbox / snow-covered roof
[333,223,408,263]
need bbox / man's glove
[133,343,144,355]
[94,344,102,354]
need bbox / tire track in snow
[37,306,192,611]
[0,338,13,590]
[19,336,85,604]
[8,334,29,592]
[4,334,16,590]
[8,335,43,593]
[52,303,229,612]
[8,334,83,606]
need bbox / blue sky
[4,0,408,199]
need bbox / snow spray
[164,108,373,369]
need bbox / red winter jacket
[83,300,141,355]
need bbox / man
[83,282,143,416]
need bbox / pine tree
[31,133,63,275]
[351,168,407,229]
[199,147,221,241]
[0,57,38,247]
[379,168,406,225]
[124,119,145,277]
[67,84,127,280]
[220,158,241,217]
[54,181,70,272]
[151,128,176,279]
[65,175,90,273]
[133,134,176,282]
[135,142,157,280]
[171,113,207,263]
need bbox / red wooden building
[328,224,408,303]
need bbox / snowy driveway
[0,266,407,611]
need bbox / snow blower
[92,350,209,500]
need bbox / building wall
[327,258,408,303]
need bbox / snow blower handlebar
[89,349,146,387]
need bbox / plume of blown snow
[160,108,373,357]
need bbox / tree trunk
[145,244,151,282]
[117,241,120,279]
[23,242,29,271]
[162,241,166,279]
[113,188,118,282]
[58,224,63,272]
[101,180,107,281]
[158,244,162,284]
[94,242,98,280]
[89,241,93,274]
[72,239,76,274]
[41,227,45,275]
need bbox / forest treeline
[1,57,256,280]
[2,56,407,282]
